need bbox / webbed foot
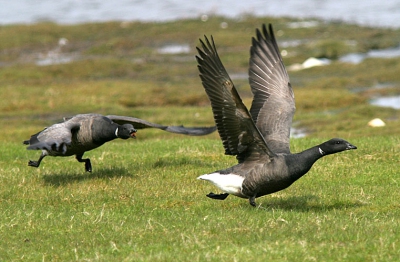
[28,160,39,167]
[85,161,92,172]
[28,153,46,168]
[206,192,229,200]
[249,196,256,207]
[76,154,92,172]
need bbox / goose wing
[106,115,216,136]
[249,24,295,154]
[24,118,81,154]
[196,36,276,162]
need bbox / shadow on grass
[152,156,208,168]
[42,167,134,187]
[257,195,364,212]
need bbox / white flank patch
[197,173,244,195]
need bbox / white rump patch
[197,173,244,195]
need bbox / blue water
[1,0,400,28]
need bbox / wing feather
[196,36,275,162]
[249,24,295,154]
[25,119,80,154]
[106,115,216,136]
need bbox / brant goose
[196,24,357,206]
[24,113,216,172]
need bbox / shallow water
[339,46,400,64]
[157,44,191,55]
[1,0,400,28]
[290,127,307,138]
[349,83,394,94]
[370,96,400,109]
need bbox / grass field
[1,137,399,261]
[0,16,399,261]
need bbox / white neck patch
[115,128,119,138]
[318,147,325,156]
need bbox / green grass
[1,16,400,261]
[1,136,399,261]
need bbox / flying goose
[24,113,216,172]
[196,24,357,207]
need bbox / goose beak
[130,130,137,139]
[347,143,357,150]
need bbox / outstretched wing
[106,115,216,136]
[196,36,275,162]
[249,24,295,154]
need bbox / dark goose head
[117,124,137,139]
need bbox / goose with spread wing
[196,24,357,207]
[24,113,216,172]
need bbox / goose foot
[249,196,256,207]
[206,192,229,200]
[76,154,92,172]
[28,152,46,168]
[84,161,92,172]
[28,160,39,167]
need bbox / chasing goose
[24,113,216,172]
[196,24,357,207]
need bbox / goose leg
[76,154,92,172]
[28,152,47,168]
[249,196,256,207]
[206,192,229,200]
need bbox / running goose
[196,24,357,207]
[24,113,216,172]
